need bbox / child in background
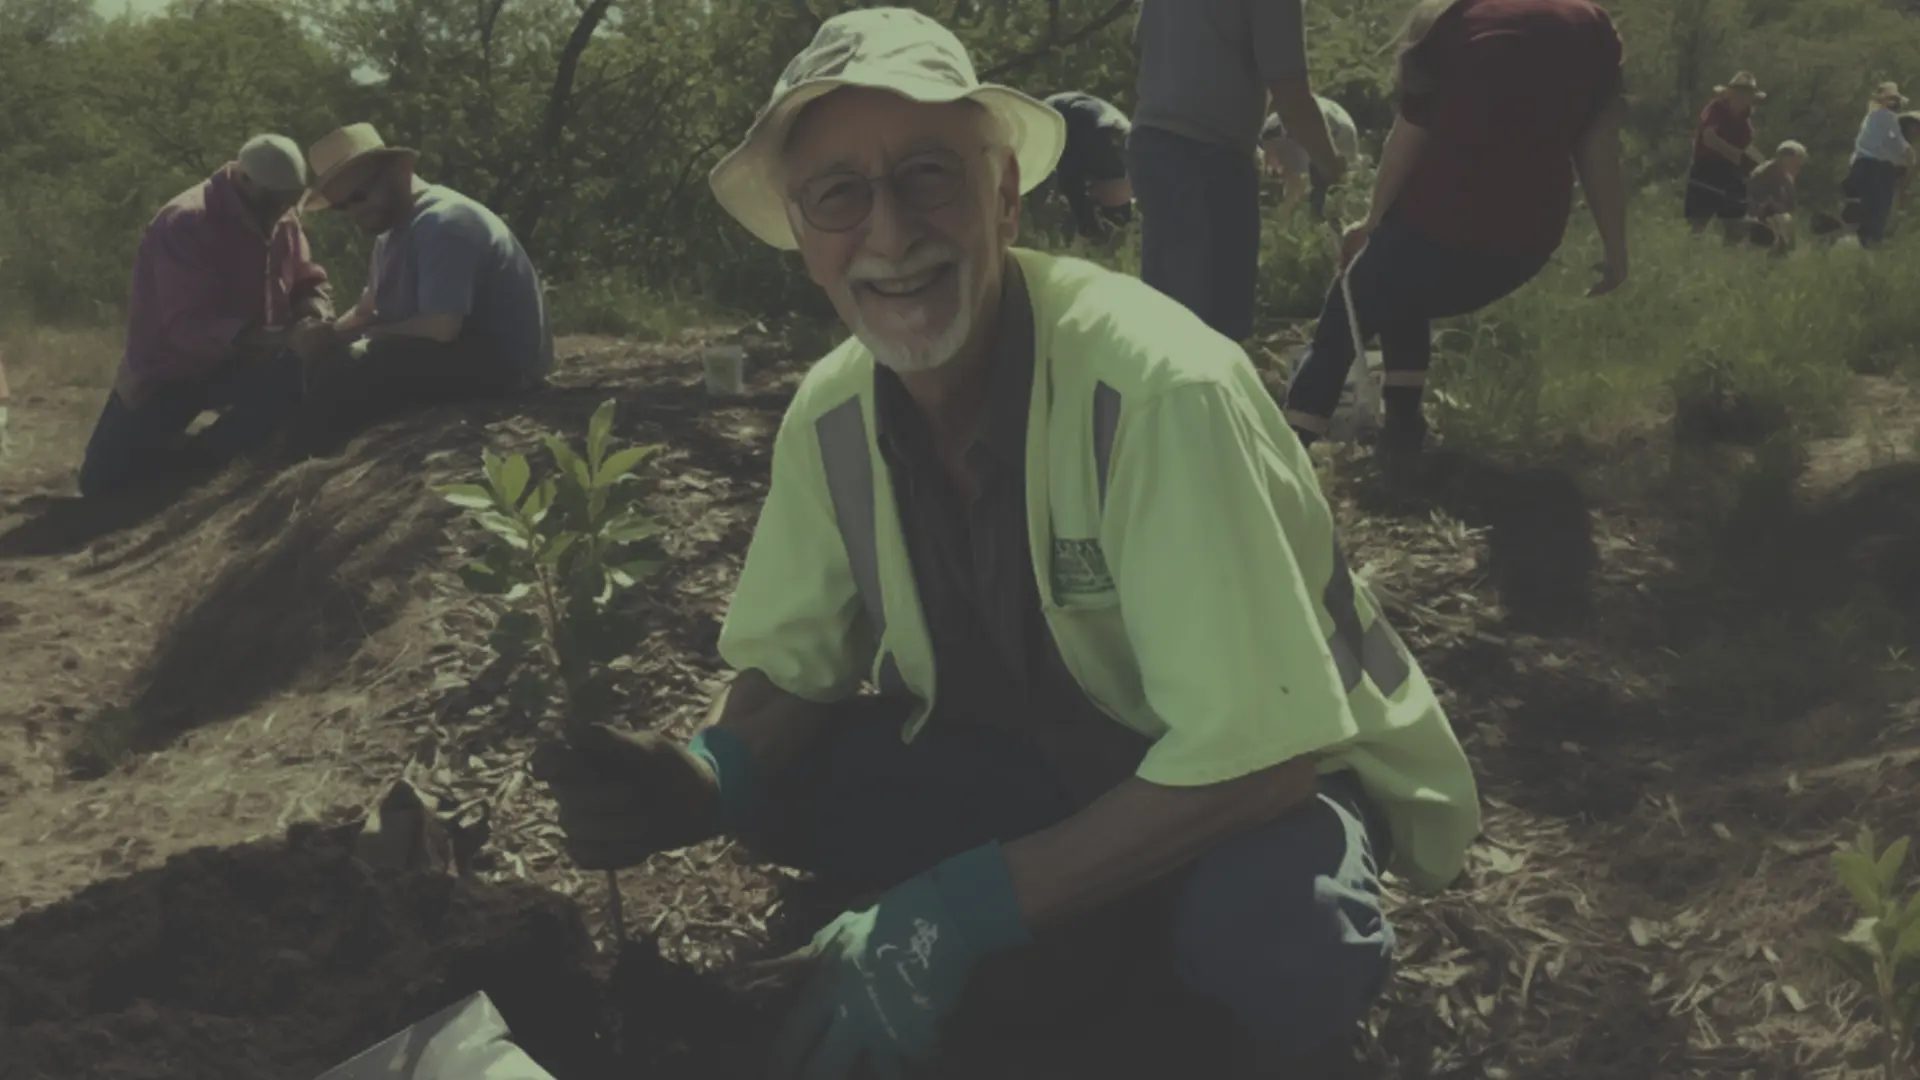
[1745,139,1807,253]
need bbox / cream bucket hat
[708,6,1066,251]
[303,123,421,210]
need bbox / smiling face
[319,154,416,235]
[781,88,1021,374]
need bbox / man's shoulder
[782,335,873,424]
[412,185,512,241]
[1024,250,1261,402]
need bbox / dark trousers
[741,699,1396,1067]
[1127,125,1263,343]
[1284,214,1549,430]
[78,349,305,498]
[1843,156,1902,247]
[286,334,528,456]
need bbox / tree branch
[978,0,1131,82]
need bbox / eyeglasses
[789,147,976,234]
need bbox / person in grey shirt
[285,123,552,454]
[1129,0,1347,343]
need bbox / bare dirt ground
[2,326,1918,1079]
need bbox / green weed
[1830,827,1920,1078]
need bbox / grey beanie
[236,134,310,193]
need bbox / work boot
[1376,406,1428,485]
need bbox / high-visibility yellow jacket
[719,247,1482,892]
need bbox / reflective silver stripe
[815,396,907,696]
[1093,381,1122,510]
[1323,538,1411,696]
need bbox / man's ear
[997,150,1022,244]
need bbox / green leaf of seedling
[439,483,495,511]
[1877,836,1910,892]
[601,513,660,546]
[482,450,509,500]
[456,561,512,595]
[522,477,557,525]
[1893,908,1920,961]
[594,444,658,488]
[497,453,532,507]
[587,399,616,472]
[609,559,665,588]
[476,510,530,550]
[545,434,593,489]
[537,532,580,568]
[1835,850,1885,911]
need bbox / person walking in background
[1744,139,1807,254]
[1843,83,1913,247]
[1128,0,1347,343]
[1262,96,1364,220]
[77,134,331,498]
[1037,90,1135,242]
[286,123,553,454]
[1685,72,1767,241]
[1282,0,1628,470]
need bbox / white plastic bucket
[701,345,747,397]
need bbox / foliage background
[3,0,1916,331]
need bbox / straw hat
[303,123,420,210]
[1715,71,1767,101]
[708,6,1065,251]
[1872,81,1910,109]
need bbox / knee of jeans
[1169,798,1395,1054]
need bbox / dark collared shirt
[873,263,1150,808]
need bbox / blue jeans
[746,699,1396,1064]
[1844,156,1901,247]
[1284,214,1549,431]
[1127,125,1263,342]
[78,349,305,498]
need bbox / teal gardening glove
[766,841,1032,1080]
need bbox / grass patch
[1428,214,1920,457]
[545,276,739,341]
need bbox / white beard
[843,248,975,374]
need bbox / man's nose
[861,183,925,262]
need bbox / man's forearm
[999,755,1320,931]
[1269,76,1339,175]
[1365,115,1431,227]
[1575,103,1629,259]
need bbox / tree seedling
[438,399,667,945]
[1829,826,1920,1078]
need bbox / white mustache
[846,245,959,286]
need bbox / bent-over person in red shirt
[78,134,332,498]
[1281,0,1629,470]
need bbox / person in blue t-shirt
[286,123,553,454]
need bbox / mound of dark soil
[0,822,762,1080]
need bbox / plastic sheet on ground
[314,991,559,1080]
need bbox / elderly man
[1128,0,1347,343]
[1262,97,1363,220]
[78,135,329,497]
[1037,90,1135,241]
[538,9,1480,1079]
[284,123,551,453]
